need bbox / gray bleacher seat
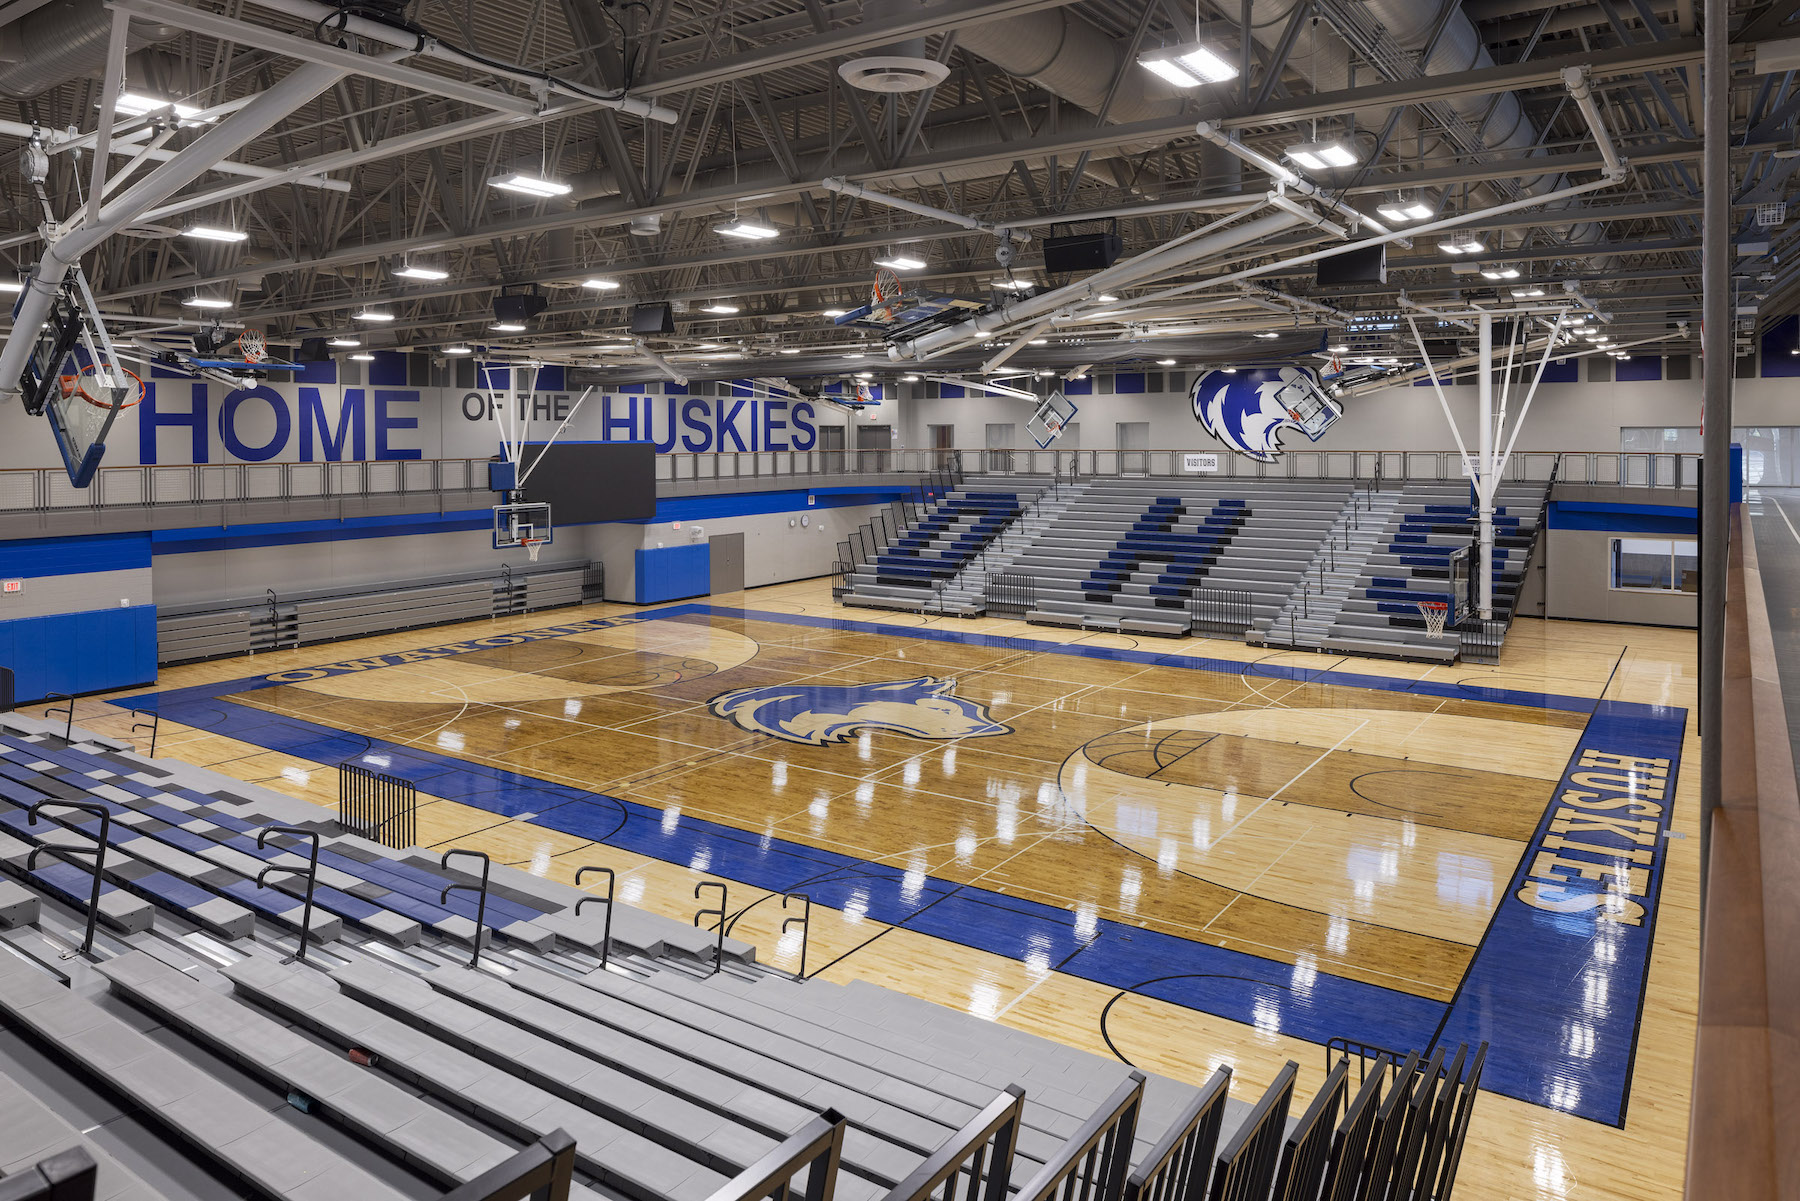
[0,949,415,1201]
[0,1065,166,1201]
[0,878,39,927]
[93,951,606,1195]
[221,954,733,1201]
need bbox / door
[856,424,892,473]
[1116,421,1149,476]
[820,424,846,473]
[709,532,746,593]
[985,423,1016,474]
[928,424,955,470]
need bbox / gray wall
[0,568,151,619]
[591,503,888,602]
[1542,528,1696,627]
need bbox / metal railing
[1271,1058,1349,1201]
[0,450,1696,512]
[985,572,1037,617]
[1015,1073,1143,1201]
[1207,1061,1297,1201]
[1189,588,1253,638]
[1123,1066,1231,1201]
[701,1109,846,1201]
[438,1130,576,1201]
[888,1085,1024,1201]
[338,762,417,848]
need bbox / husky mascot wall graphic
[1191,365,1343,464]
[709,677,1011,746]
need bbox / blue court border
[119,602,1684,1125]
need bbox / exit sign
[1,580,20,594]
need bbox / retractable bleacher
[0,712,1486,1201]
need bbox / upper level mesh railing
[0,450,1698,512]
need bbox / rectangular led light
[354,309,395,321]
[873,255,926,270]
[0,281,23,294]
[490,173,572,198]
[1138,41,1238,87]
[443,346,473,355]
[1511,286,1546,298]
[349,353,375,361]
[491,322,526,332]
[716,219,779,240]
[114,92,205,120]
[702,303,740,314]
[184,225,247,242]
[1439,237,1486,255]
[183,296,231,309]
[395,265,448,281]
[1287,140,1356,170]
[582,278,620,290]
[328,338,360,347]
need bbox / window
[1610,538,1698,593]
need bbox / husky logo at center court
[1191,366,1343,463]
[708,677,1010,746]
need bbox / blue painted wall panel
[0,605,157,703]
[0,532,152,578]
[635,545,710,604]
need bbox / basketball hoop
[1418,600,1449,639]
[870,267,904,320]
[521,538,543,563]
[238,329,267,364]
[72,363,145,410]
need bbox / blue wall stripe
[0,532,151,578]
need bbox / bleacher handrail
[703,1109,847,1201]
[1124,1065,1230,1201]
[1206,1062,1298,1201]
[573,865,616,969]
[883,1084,1025,1201]
[1014,1072,1144,1201]
[254,824,322,962]
[23,798,111,955]
[436,1129,577,1201]
[0,451,1693,513]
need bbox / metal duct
[0,0,180,99]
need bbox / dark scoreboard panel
[518,441,656,525]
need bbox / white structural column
[1477,311,1495,620]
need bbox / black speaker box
[630,302,676,335]
[298,337,330,362]
[1042,231,1122,274]
[1317,245,1387,286]
[494,291,548,323]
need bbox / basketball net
[523,538,543,562]
[870,267,903,320]
[1418,600,1449,639]
[238,329,267,364]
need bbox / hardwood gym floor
[68,578,1698,1201]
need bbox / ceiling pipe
[0,0,178,98]
[890,208,1304,361]
[822,176,1030,242]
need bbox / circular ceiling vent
[837,56,950,93]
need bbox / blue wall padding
[0,605,157,702]
[0,532,151,579]
[635,545,711,604]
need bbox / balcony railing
[0,449,1700,513]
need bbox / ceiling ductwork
[0,0,180,99]
[839,0,949,93]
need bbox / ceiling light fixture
[328,337,360,348]
[715,216,780,240]
[490,322,526,332]
[349,352,375,361]
[1511,285,1546,298]
[873,254,926,270]
[822,308,847,318]
[183,225,247,243]
[1285,139,1357,170]
[702,303,740,314]
[1253,330,1281,339]
[443,346,473,355]
[581,278,620,290]
[354,309,395,321]
[394,264,448,281]
[1137,40,1239,87]
[1097,294,1119,303]
[113,92,205,121]
[1480,266,1521,280]
[779,348,803,355]
[1439,233,1486,255]
[1375,196,1435,223]
[183,296,231,309]
[0,281,21,294]
[489,173,572,198]
[1157,358,1177,365]
[901,374,920,381]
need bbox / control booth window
[1610,538,1698,592]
